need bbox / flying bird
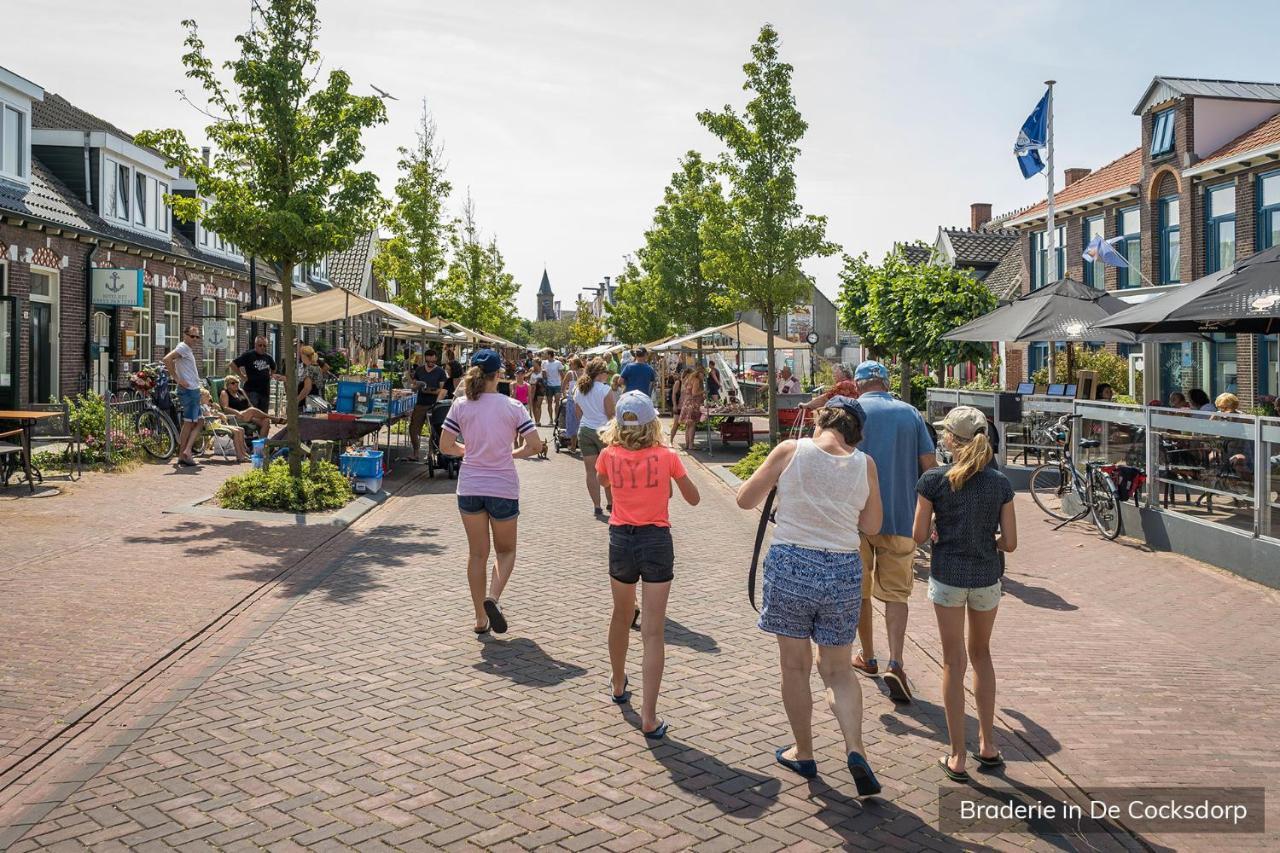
[370,84,398,100]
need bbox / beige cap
[934,405,988,440]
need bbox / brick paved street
[1,434,1277,850]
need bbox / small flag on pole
[1014,90,1049,178]
[1083,234,1130,268]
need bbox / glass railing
[927,388,1277,543]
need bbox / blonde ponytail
[946,431,992,491]
[464,365,488,400]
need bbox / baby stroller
[553,394,578,453]
[426,398,460,479]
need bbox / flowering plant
[130,365,159,394]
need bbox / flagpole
[1044,80,1059,385]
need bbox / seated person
[1168,391,1190,409]
[1095,383,1114,401]
[218,375,274,436]
[199,388,250,462]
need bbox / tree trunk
[899,359,912,409]
[766,311,779,445]
[280,262,302,478]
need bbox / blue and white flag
[1014,90,1049,178]
[1082,234,1129,268]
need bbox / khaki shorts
[859,533,916,604]
[577,425,606,457]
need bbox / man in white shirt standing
[164,324,204,467]
[778,365,801,395]
[542,349,566,415]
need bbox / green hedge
[215,460,353,513]
[729,442,771,481]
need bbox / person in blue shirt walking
[620,347,656,397]
[848,361,936,704]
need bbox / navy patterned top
[916,466,1014,588]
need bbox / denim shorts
[758,543,862,647]
[609,525,674,584]
[457,494,520,521]
[177,387,202,423]
[546,384,562,397]
[928,576,1001,611]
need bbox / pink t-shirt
[595,445,688,527]
[442,393,537,499]
[513,382,530,404]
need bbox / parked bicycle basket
[1101,464,1145,506]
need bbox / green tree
[137,0,387,476]
[641,151,732,340]
[1032,348,1142,400]
[531,318,572,351]
[697,24,839,443]
[508,317,535,347]
[569,299,606,349]
[604,258,671,344]
[434,191,520,337]
[374,98,454,319]
[838,247,996,408]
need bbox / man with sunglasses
[164,324,205,467]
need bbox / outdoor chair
[0,427,26,488]
[27,401,82,481]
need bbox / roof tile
[1014,148,1142,222]
[1196,112,1280,170]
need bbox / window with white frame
[225,300,238,346]
[103,156,170,237]
[105,158,130,223]
[163,292,180,354]
[136,288,152,363]
[0,102,27,180]
[201,297,217,377]
[156,181,168,233]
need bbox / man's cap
[615,391,657,426]
[934,405,988,440]
[471,348,503,373]
[854,360,889,381]
[824,395,866,428]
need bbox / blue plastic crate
[339,450,383,478]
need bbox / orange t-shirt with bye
[596,445,688,527]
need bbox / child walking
[596,391,700,739]
[912,406,1016,782]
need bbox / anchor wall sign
[90,268,144,307]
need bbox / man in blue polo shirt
[621,347,656,397]
[851,360,935,704]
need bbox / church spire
[538,268,552,296]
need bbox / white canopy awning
[428,318,506,345]
[243,289,453,337]
[650,321,777,352]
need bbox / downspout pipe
[83,132,93,208]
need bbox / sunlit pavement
[1,429,1276,850]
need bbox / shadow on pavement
[473,637,588,686]
[1000,707,1062,757]
[643,734,780,818]
[1000,574,1079,612]
[664,618,720,653]
[880,698,1063,760]
[961,774,1151,852]
[805,781,996,852]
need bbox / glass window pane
[1164,198,1179,223]
[1263,173,1280,208]
[1120,208,1140,235]
[1209,185,1235,217]
[1266,210,1280,251]
[135,173,147,225]
[117,164,130,220]
[1166,228,1180,283]
[1217,221,1236,269]
[29,271,49,297]
[2,107,21,175]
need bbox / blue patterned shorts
[758,543,863,647]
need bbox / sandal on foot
[938,756,970,783]
[483,598,507,634]
[971,751,1004,769]
[611,676,631,705]
[474,621,491,636]
[642,720,669,740]
[848,751,883,796]
[775,747,817,779]
[631,607,640,630]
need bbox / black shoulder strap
[748,487,777,613]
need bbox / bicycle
[1028,413,1124,540]
[130,363,180,461]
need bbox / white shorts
[928,576,1001,612]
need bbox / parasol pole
[1045,80,1058,385]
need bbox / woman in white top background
[737,397,884,797]
[574,358,617,517]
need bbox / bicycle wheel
[1029,463,1072,520]
[1087,468,1123,540]
[136,410,177,460]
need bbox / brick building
[1003,76,1280,404]
[0,66,381,409]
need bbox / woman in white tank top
[737,397,885,796]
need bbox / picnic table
[0,410,63,493]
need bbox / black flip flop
[971,751,1005,769]
[474,621,490,636]
[631,608,640,630]
[938,757,970,783]
[610,676,630,705]
[642,720,669,740]
[483,598,507,634]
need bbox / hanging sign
[203,318,230,352]
[91,268,144,307]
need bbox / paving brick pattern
[0,436,1275,850]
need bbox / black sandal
[971,751,1005,769]
[474,621,490,636]
[938,757,970,783]
[483,598,507,634]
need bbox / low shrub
[215,460,353,513]
[729,442,772,481]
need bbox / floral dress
[679,374,706,422]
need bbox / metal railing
[927,388,1280,543]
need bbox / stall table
[0,410,63,493]
[703,407,768,457]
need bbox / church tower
[536,269,556,321]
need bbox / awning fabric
[651,321,778,351]
[243,289,450,336]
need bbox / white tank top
[772,439,870,553]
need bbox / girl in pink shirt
[513,371,531,408]
[595,391,700,739]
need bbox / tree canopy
[697,24,838,442]
[531,319,572,352]
[433,191,521,339]
[136,0,387,475]
[569,300,606,349]
[604,258,672,345]
[838,245,996,407]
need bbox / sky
[10,0,1280,318]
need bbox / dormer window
[0,103,26,180]
[103,155,170,238]
[1150,109,1175,157]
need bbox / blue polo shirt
[856,391,935,538]
[621,362,655,396]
